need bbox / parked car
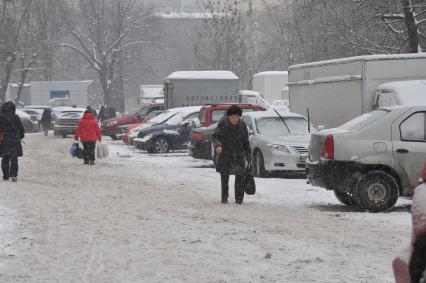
[133,106,201,153]
[20,108,43,128]
[307,105,426,212]
[196,103,266,128]
[189,104,266,160]
[102,103,164,140]
[16,109,40,133]
[53,109,85,138]
[241,111,311,177]
[119,110,164,143]
[128,107,187,146]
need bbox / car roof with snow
[166,71,239,80]
[243,110,305,119]
[377,80,426,105]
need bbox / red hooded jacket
[75,112,102,142]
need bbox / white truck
[253,71,288,102]
[163,71,240,109]
[139,85,164,105]
[288,54,426,128]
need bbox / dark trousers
[82,142,96,162]
[221,174,244,202]
[2,157,18,178]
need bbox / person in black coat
[41,108,52,136]
[213,105,251,204]
[0,101,25,182]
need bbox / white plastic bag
[97,142,109,159]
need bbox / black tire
[253,150,267,177]
[110,134,118,140]
[334,190,358,206]
[355,171,399,212]
[150,137,170,154]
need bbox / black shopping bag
[244,161,256,195]
[76,146,85,159]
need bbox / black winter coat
[0,113,25,158]
[41,109,52,127]
[213,119,251,175]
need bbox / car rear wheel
[334,190,358,206]
[355,171,399,212]
[110,134,118,140]
[253,150,267,177]
[151,137,170,154]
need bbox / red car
[102,103,163,139]
[197,103,265,127]
[122,110,164,144]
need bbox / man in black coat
[0,102,25,182]
[41,108,52,136]
[213,105,252,204]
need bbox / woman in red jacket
[75,111,102,165]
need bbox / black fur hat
[1,101,16,114]
[227,105,242,116]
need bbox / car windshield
[255,116,309,136]
[339,110,388,132]
[148,110,179,125]
[165,113,185,125]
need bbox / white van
[374,80,426,109]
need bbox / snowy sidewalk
[0,134,411,282]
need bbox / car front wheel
[355,171,399,212]
[253,150,267,177]
[151,137,170,154]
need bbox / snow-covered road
[0,134,411,282]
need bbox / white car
[242,111,312,177]
[307,105,426,212]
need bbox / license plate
[300,155,307,163]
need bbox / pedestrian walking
[98,105,108,123]
[74,110,102,165]
[41,108,52,136]
[213,105,251,204]
[0,102,25,182]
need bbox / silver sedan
[242,111,312,177]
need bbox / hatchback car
[53,110,85,138]
[133,106,201,153]
[242,111,311,177]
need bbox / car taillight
[322,135,334,160]
[192,132,204,142]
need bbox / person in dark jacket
[98,105,107,123]
[107,106,117,119]
[0,102,25,182]
[75,110,102,165]
[213,105,251,204]
[40,108,52,136]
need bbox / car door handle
[396,148,410,154]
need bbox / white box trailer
[163,71,240,109]
[29,81,93,107]
[253,71,288,102]
[288,54,426,128]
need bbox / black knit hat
[227,105,242,116]
[1,101,16,114]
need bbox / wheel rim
[367,182,388,203]
[154,138,169,153]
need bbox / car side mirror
[181,121,190,127]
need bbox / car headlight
[267,144,290,153]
